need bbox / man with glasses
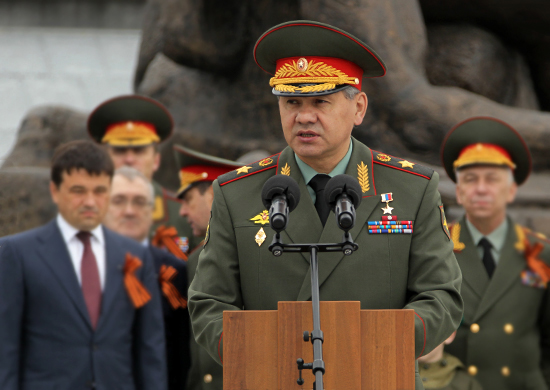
[103,166,190,390]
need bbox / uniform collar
[294,138,353,184]
[465,217,508,254]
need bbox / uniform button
[504,324,514,334]
[470,323,480,333]
[501,366,510,377]
[204,374,213,383]
[468,365,478,376]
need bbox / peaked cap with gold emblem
[254,20,386,97]
[441,117,532,184]
[88,95,173,147]
[174,145,242,198]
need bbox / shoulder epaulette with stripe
[218,153,280,186]
[372,150,434,180]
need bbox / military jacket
[419,353,483,390]
[188,137,463,390]
[150,180,200,251]
[186,245,223,390]
[446,217,550,390]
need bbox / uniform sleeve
[188,181,243,365]
[133,248,168,390]
[0,239,24,390]
[404,171,464,358]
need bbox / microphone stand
[269,231,358,390]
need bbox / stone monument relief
[2,0,550,236]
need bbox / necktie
[479,237,496,278]
[77,231,102,329]
[309,174,331,226]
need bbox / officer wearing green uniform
[441,117,550,390]
[88,95,199,253]
[174,145,240,390]
[188,20,463,390]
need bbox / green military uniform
[189,137,463,389]
[185,245,223,390]
[441,117,550,390]
[419,353,483,390]
[150,180,198,250]
[446,218,550,389]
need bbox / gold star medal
[236,165,252,174]
[255,227,267,246]
[380,193,394,214]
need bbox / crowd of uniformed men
[0,19,549,390]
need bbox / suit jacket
[446,217,550,390]
[186,246,222,390]
[149,245,191,390]
[0,220,167,390]
[188,137,463,389]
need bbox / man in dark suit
[0,140,167,390]
[103,165,190,390]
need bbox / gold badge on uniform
[439,205,451,240]
[204,224,210,246]
[357,161,370,193]
[259,158,273,167]
[281,163,290,176]
[250,210,270,225]
[236,166,252,174]
[399,160,415,169]
[377,153,391,162]
[255,227,266,246]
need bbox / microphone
[324,175,362,231]
[261,175,301,232]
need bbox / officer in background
[441,117,550,390]
[188,20,463,390]
[102,166,190,390]
[173,145,240,390]
[88,95,199,254]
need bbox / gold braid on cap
[270,60,358,93]
[102,121,161,146]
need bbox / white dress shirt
[56,214,107,290]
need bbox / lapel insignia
[152,196,165,221]
[250,210,270,225]
[514,224,526,252]
[357,161,370,193]
[439,205,451,240]
[259,158,274,167]
[449,223,465,252]
[281,162,291,176]
[204,224,210,246]
[236,166,252,174]
[255,227,267,246]
[380,193,394,214]
[398,160,415,169]
[376,153,391,162]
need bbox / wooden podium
[223,301,415,390]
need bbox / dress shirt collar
[56,214,105,246]
[295,138,353,184]
[465,217,508,255]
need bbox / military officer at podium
[88,95,200,253]
[441,117,550,390]
[188,20,463,389]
